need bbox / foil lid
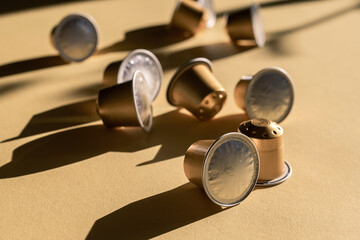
[184,132,260,207]
[52,13,99,62]
[118,49,163,102]
[234,67,294,123]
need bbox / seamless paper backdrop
[0,0,359,239]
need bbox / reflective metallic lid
[250,4,265,48]
[245,67,294,123]
[118,49,163,102]
[202,132,259,207]
[196,0,216,28]
[132,71,153,132]
[53,13,99,62]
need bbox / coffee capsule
[234,67,294,123]
[238,118,292,186]
[97,71,153,132]
[51,13,99,62]
[103,49,163,102]
[167,58,226,121]
[170,0,209,36]
[194,0,216,28]
[184,132,260,207]
[225,3,265,47]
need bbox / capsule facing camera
[51,13,99,62]
[103,49,163,102]
[234,67,294,123]
[184,132,260,206]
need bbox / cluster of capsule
[51,0,294,207]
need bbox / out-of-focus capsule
[51,13,99,62]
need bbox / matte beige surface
[0,0,359,239]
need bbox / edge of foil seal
[245,67,294,123]
[202,132,259,207]
[118,49,163,102]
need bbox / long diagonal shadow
[269,3,360,38]
[0,79,33,97]
[0,110,248,178]
[2,98,99,142]
[0,55,68,78]
[104,42,254,76]
[216,0,325,17]
[0,0,90,15]
[86,183,223,240]
[97,24,190,55]
[215,1,359,55]
[0,24,189,79]
[265,3,360,55]
[2,1,356,79]
[158,42,254,70]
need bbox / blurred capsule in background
[194,0,216,28]
[226,3,266,47]
[51,13,99,62]
[170,0,209,36]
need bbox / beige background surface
[0,0,359,239]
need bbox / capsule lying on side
[184,132,260,206]
[97,71,153,132]
[167,58,227,121]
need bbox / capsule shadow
[0,110,248,178]
[2,98,99,143]
[86,183,223,240]
[0,55,68,78]
[0,0,89,15]
[216,0,325,18]
[0,80,33,97]
[216,1,359,55]
[97,24,190,55]
[158,42,254,70]
[0,24,188,79]
[265,3,360,55]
